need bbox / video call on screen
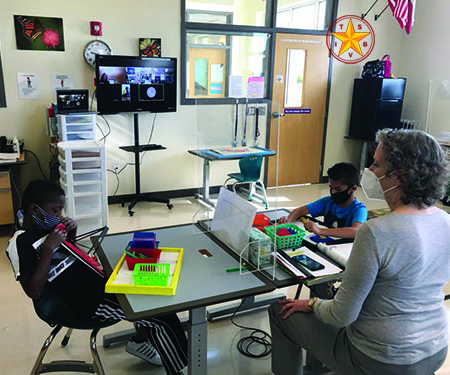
[98,66,174,102]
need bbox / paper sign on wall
[51,73,73,97]
[284,108,311,114]
[210,83,223,95]
[229,75,244,98]
[211,64,223,82]
[17,72,40,99]
[247,76,264,98]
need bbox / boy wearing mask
[279,162,367,239]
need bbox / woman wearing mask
[269,128,450,375]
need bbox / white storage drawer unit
[57,113,96,142]
[58,141,108,235]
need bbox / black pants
[92,295,188,374]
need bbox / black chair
[31,287,117,374]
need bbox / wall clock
[83,40,112,68]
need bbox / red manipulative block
[276,228,292,236]
[253,213,271,231]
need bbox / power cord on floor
[230,297,272,358]
[107,168,120,195]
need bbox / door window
[285,49,306,108]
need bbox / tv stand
[119,113,173,216]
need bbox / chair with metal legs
[31,287,117,375]
[224,155,269,209]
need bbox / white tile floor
[1,183,449,375]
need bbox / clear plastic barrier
[190,99,284,280]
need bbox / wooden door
[189,48,227,98]
[268,33,330,187]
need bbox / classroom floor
[1,183,450,375]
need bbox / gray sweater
[315,209,450,365]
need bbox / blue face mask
[32,205,61,230]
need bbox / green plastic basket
[132,263,170,286]
[265,224,306,250]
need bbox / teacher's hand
[278,298,312,319]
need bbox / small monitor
[56,89,89,114]
[95,55,177,114]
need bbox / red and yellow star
[332,18,370,56]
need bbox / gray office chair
[224,155,269,209]
[31,286,116,375]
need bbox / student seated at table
[6,180,188,375]
[269,129,450,375]
[279,162,367,239]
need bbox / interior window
[186,32,270,99]
[181,0,335,103]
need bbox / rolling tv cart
[120,113,173,216]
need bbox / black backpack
[361,59,385,79]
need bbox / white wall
[0,0,427,197]
[0,0,254,196]
[322,0,405,173]
[396,0,450,138]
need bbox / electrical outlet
[247,106,266,116]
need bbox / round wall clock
[83,40,112,68]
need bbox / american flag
[388,0,415,34]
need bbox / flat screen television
[95,54,177,114]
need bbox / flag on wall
[388,0,415,34]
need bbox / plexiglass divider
[190,98,283,281]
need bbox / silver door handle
[272,112,285,118]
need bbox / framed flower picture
[139,38,161,57]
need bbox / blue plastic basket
[132,232,158,249]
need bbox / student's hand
[61,217,77,239]
[44,227,67,252]
[278,216,288,224]
[61,217,77,232]
[278,298,312,318]
[304,221,322,235]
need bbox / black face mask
[330,187,352,205]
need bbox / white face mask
[360,168,397,201]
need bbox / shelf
[72,191,103,197]
[65,130,95,135]
[59,156,102,162]
[120,144,166,153]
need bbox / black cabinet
[348,78,406,141]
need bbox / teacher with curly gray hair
[269,128,450,375]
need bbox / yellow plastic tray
[105,247,184,295]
